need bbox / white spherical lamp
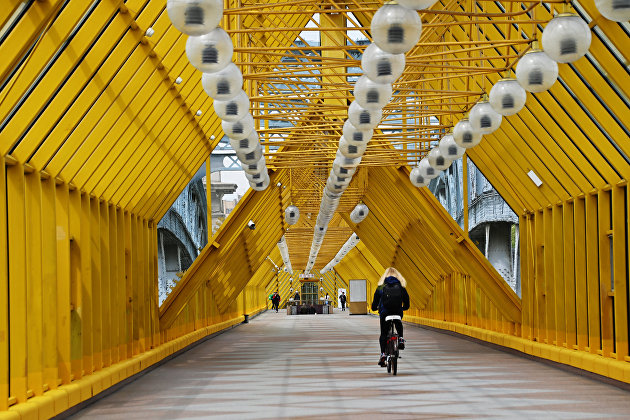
[229,130,259,154]
[417,158,438,180]
[409,166,429,188]
[249,173,270,191]
[439,134,465,160]
[348,101,382,130]
[353,75,392,111]
[236,143,263,165]
[398,0,437,9]
[469,101,502,135]
[167,0,223,36]
[542,14,591,63]
[241,156,266,175]
[339,136,368,159]
[222,113,255,140]
[371,3,422,54]
[453,119,482,148]
[489,78,527,116]
[201,63,243,100]
[350,203,369,223]
[516,49,558,93]
[342,120,373,145]
[332,162,357,178]
[285,205,300,225]
[213,90,249,122]
[427,147,452,171]
[594,0,630,22]
[361,43,406,84]
[186,28,233,73]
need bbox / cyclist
[371,267,410,367]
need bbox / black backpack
[381,282,403,312]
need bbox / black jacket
[371,276,410,317]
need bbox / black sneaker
[398,338,405,350]
[378,355,387,367]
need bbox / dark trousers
[341,302,345,311]
[272,302,279,311]
[379,315,403,354]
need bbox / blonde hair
[377,267,407,288]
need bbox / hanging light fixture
[201,63,243,100]
[332,161,358,178]
[417,157,439,180]
[515,48,558,93]
[186,28,234,73]
[371,3,422,54]
[249,172,270,191]
[350,203,369,223]
[594,0,630,22]
[409,166,429,188]
[542,14,591,63]
[347,101,382,130]
[488,78,527,116]
[222,113,255,140]
[361,43,406,84]
[427,147,452,171]
[469,100,502,135]
[342,120,373,145]
[241,156,266,175]
[235,143,263,164]
[453,118,483,148]
[213,90,249,122]
[229,130,259,154]
[353,75,392,111]
[397,0,437,9]
[285,205,300,225]
[338,136,368,159]
[438,133,466,160]
[167,0,223,36]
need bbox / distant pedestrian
[294,290,300,303]
[271,292,281,312]
[324,293,330,305]
[339,292,347,311]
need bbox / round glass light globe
[332,162,357,178]
[229,130,259,154]
[250,173,270,191]
[285,205,300,225]
[353,75,392,111]
[453,119,482,148]
[417,158,438,180]
[348,101,382,130]
[222,113,254,140]
[409,166,429,188]
[439,134,466,160]
[235,143,262,164]
[371,3,422,54]
[488,78,527,116]
[469,101,502,135]
[350,203,369,223]
[516,50,558,93]
[201,63,243,100]
[427,147,452,171]
[594,0,630,22]
[167,0,223,36]
[542,14,591,63]
[343,120,373,146]
[213,90,249,122]
[339,136,368,158]
[241,156,266,175]
[186,28,233,73]
[361,43,406,84]
[245,170,265,183]
[335,149,362,167]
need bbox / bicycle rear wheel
[386,356,392,373]
[392,356,397,375]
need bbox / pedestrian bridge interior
[1,0,629,418]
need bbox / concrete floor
[71,310,630,419]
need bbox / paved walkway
[71,310,630,419]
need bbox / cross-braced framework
[221,0,564,269]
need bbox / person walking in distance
[271,291,281,312]
[339,291,347,311]
[371,267,409,367]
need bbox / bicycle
[384,315,402,375]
